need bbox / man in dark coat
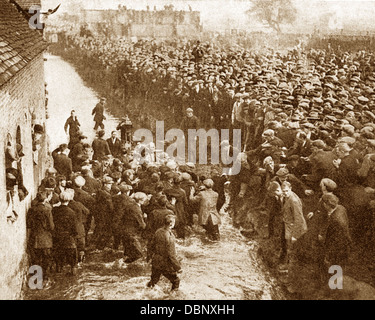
[272,167,314,200]
[92,130,111,161]
[52,190,79,274]
[27,191,54,278]
[318,193,351,270]
[52,144,72,180]
[111,183,136,250]
[211,170,227,212]
[146,195,174,238]
[122,192,147,263]
[69,134,88,171]
[147,214,181,291]
[92,97,106,130]
[94,176,114,250]
[73,175,96,243]
[180,108,200,161]
[303,147,338,190]
[145,195,175,259]
[81,168,101,196]
[64,110,81,149]
[180,107,199,136]
[106,131,122,158]
[336,142,360,188]
[165,176,188,239]
[192,40,204,64]
[67,189,89,262]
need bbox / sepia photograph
[1,0,375,306]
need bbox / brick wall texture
[0,53,47,299]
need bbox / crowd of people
[26,109,224,291]
[34,31,375,295]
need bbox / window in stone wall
[4,133,18,223]
[15,126,28,201]
[32,123,44,154]
[5,128,28,203]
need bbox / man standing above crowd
[180,108,200,162]
[92,97,106,130]
[117,115,133,144]
[64,110,81,149]
[231,93,243,133]
[192,40,204,65]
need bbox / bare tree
[247,0,297,33]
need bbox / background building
[78,6,201,39]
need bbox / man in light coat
[280,181,308,292]
[190,179,221,241]
[281,181,307,246]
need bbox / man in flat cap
[92,130,111,162]
[92,97,107,130]
[111,183,136,251]
[122,192,148,263]
[53,143,72,180]
[147,214,181,291]
[317,193,351,280]
[107,131,122,159]
[94,175,114,250]
[279,181,307,289]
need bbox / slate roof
[0,0,47,87]
[15,0,40,10]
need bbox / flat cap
[276,168,289,177]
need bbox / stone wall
[0,53,48,299]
